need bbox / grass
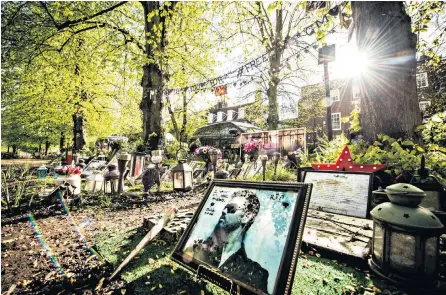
[94,227,395,295]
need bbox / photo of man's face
[181,186,300,295]
[217,196,248,231]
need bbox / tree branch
[56,1,128,30]
[39,2,58,28]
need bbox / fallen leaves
[344,285,356,292]
[95,277,105,291]
[6,284,16,295]
[148,258,155,264]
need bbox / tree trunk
[140,63,164,149]
[7,145,10,153]
[60,132,65,151]
[266,8,283,130]
[12,145,17,154]
[266,54,281,130]
[139,1,172,150]
[352,2,421,142]
[167,95,180,141]
[180,91,187,142]
[45,141,50,155]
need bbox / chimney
[227,110,234,121]
[208,113,215,124]
[238,107,245,120]
[217,111,226,122]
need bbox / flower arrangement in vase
[194,146,222,161]
[55,166,82,194]
[55,166,82,176]
[243,139,261,161]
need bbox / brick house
[299,79,358,142]
[416,57,446,115]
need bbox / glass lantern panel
[85,180,94,192]
[373,224,385,264]
[419,191,441,211]
[424,237,438,275]
[104,179,118,194]
[389,232,416,272]
[184,171,192,188]
[93,179,104,193]
[174,172,184,189]
[104,181,111,193]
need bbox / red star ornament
[311,145,387,172]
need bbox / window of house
[352,85,361,99]
[419,101,431,112]
[331,113,341,130]
[416,72,428,88]
[331,89,340,102]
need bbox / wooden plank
[307,209,373,228]
[304,221,371,243]
[302,227,371,259]
[302,209,373,259]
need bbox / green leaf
[401,140,414,146]
[415,145,425,153]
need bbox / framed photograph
[302,170,373,218]
[171,180,312,295]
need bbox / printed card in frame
[171,180,312,295]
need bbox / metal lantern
[84,172,104,193]
[151,149,163,166]
[172,149,193,192]
[103,164,120,195]
[54,162,63,179]
[272,152,281,176]
[209,149,219,177]
[369,183,444,287]
[98,153,107,162]
[260,154,269,181]
[410,155,446,213]
[37,165,48,179]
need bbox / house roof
[194,121,263,138]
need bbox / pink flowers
[194,146,222,159]
[243,140,261,153]
[56,166,82,176]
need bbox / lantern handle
[176,148,187,163]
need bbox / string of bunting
[163,6,338,96]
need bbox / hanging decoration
[215,85,228,96]
[163,8,337,95]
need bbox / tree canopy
[1,1,442,152]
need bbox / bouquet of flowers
[194,146,222,160]
[55,166,82,176]
[243,139,261,154]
